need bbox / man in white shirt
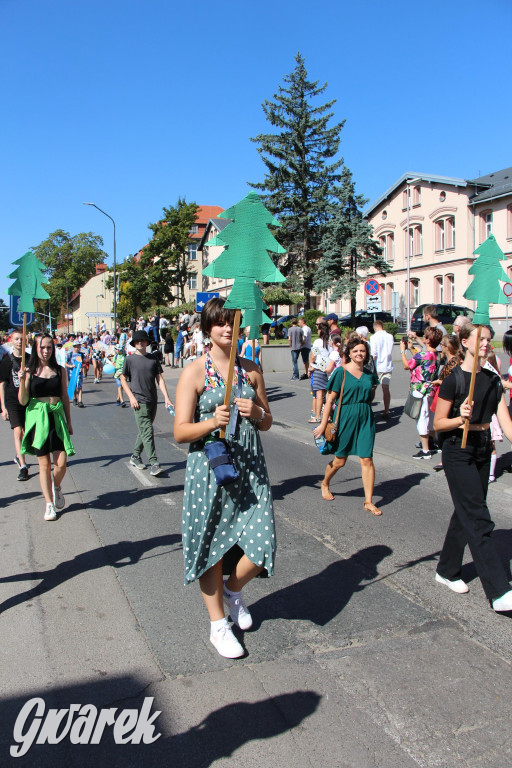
[370,319,394,419]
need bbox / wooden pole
[21,313,27,370]
[461,324,481,449]
[219,309,241,439]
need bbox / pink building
[361,167,512,331]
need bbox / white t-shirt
[300,325,312,349]
[370,330,394,373]
[192,329,204,353]
[311,339,330,371]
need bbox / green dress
[182,354,276,585]
[326,367,377,458]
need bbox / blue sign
[364,279,380,297]
[9,295,34,327]
[196,292,220,311]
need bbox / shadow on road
[249,545,393,629]
[0,678,321,768]
[0,535,181,614]
[265,385,297,403]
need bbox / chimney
[96,263,107,275]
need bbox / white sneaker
[53,481,65,510]
[210,624,244,658]
[492,590,512,612]
[435,572,469,594]
[224,587,253,630]
[44,502,57,521]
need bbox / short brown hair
[343,335,370,364]
[424,326,443,348]
[373,320,383,330]
[200,298,236,335]
[423,304,438,320]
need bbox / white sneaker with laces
[492,590,512,612]
[435,572,469,593]
[53,481,65,510]
[210,624,244,658]
[224,587,253,630]
[44,502,57,521]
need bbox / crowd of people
[2,300,512,659]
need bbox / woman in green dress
[174,298,275,659]
[313,335,382,515]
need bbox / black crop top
[31,372,61,398]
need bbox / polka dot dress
[182,356,276,585]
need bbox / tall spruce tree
[250,53,345,308]
[314,167,390,322]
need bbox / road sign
[85,312,115,318]
[364,279,380,296]
[503,282,512,298]
[9,295,34,327]
[366,295,382,313]
[196,292,220,311]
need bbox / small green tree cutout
[7,251,50,312]
[202,191,285,287]
[241,282,271,338]
[464,235,509,325]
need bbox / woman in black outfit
[19,335,74,521]
[434,323,512,611]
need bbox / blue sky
[1,0,511,300]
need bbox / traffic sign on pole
[502,282,512,298]
[196,292,220,311]
[9,295,34,327]
[364,279,380,296]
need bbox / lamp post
[405,177,421,329]
[83,203,117,335]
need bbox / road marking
[161,497,177,506]
[126,463,157,487]
[92,422,110,440]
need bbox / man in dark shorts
[121,330,173,476]
[0,331,29,480]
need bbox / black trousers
[437,430,510,601]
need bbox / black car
[337,310,394,333]
[410,304,474,334]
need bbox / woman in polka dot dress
[174,298,276,659]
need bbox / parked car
[410,304,474,334]
[337,310,394,334]
[269,314,297,328]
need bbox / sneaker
[116,401,121,406]
[412,450,432,460]
[17,466,29,481]
[300,374,309,380]
[53,482,65,510]
[121,402,128,408]
[77,402,84,408]
[130,456,146,470]
[14,456,21,468]
[44,502,57,521]
[435,572,469,594]
[489,476,496,483]
[224,587,253,630]
[210,624,244,658]
[492,590,512,612]
[290,376,299,381]
[150,463,164,476]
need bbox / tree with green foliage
[143,198,199,306]
[250,52,345,308]
[32,230,107,315]
[314,167,390,322]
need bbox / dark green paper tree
[464,234,509,325]
[241,282,271,338]
[7,251,50,313]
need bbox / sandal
[363,501,382,517]
[308,417,321,423]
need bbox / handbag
[404,389,423,420]
[314,368,346,454]
[202,358,243,487]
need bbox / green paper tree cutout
[7,251,50,313]
[241,282,271,338]
[464,235,509,325]
[202,191,286,286]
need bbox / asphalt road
[1,363,511,767]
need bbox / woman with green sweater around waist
[19,334,74,521]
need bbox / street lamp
[405,177,421,329]
[83,202,117,334]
